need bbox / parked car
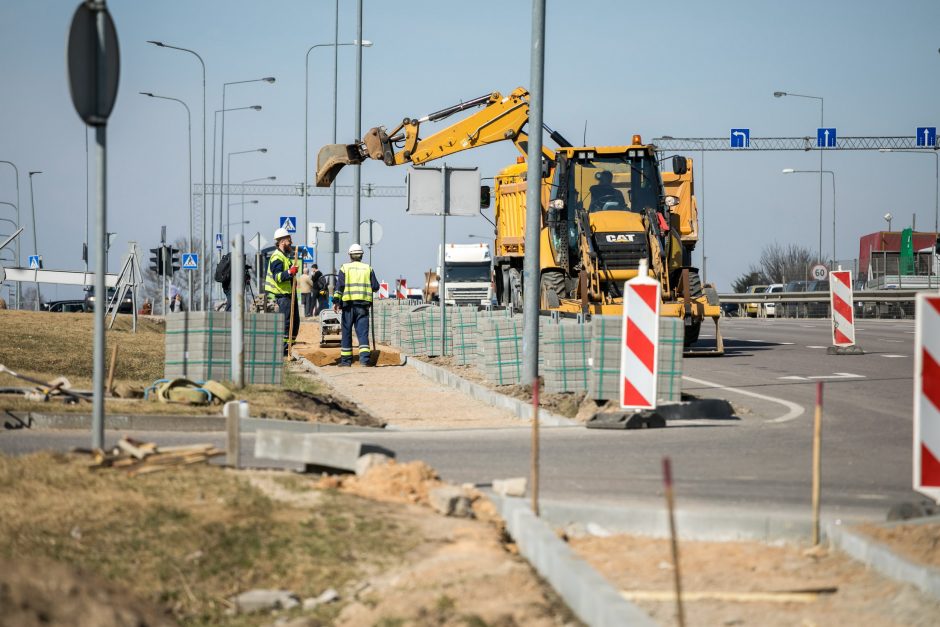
[764,283,784,318]
[46,299,87,313]
[83,287,133,313]
[744,285,767,317]
[720,301,741,317]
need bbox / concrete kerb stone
[253,429,395,473]
[493,495,657,627]
[3,412,381,434]
[405,357,578,427]
[827,517,940,600]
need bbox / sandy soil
[569,533,940,627]
[256,461,580,626]
[292,323,529,430]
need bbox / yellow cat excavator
[315,87,722,352]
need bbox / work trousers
[302,292,313,317]
[340,304,371,364]
[275,295,299,354]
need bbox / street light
[783,168,836,265]
[305,36,373,286]
[146,41,208,311]
[774,90,825,262]
[140,91,195,308]
[28,170,41,310]
[240,177,275,235]
[0,160,20,307]
[884,212,893,232]
[211,106,261,252]
[226,149,267,241]
[220,77,275,248]
[304,40,372,250]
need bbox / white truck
[434,242,494,306]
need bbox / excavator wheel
[540,270,566,310]
[683,318,702,346]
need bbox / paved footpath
[293,323,527,430]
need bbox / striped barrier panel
[829,270,856,346]
[620,262,660,410]
[914,294,940,501]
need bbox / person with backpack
[215,252,251,311]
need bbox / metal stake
[440,164,447,356]
[231,234,244,388]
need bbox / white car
[764,283,784,317]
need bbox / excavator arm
[315,87,566,187]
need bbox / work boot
[338,360,352,367]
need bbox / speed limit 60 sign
[811,264,828,281]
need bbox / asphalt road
[1,317,923,521]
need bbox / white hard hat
[348,243,364,255]
[274,227,291,240]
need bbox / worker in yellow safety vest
[333,243,380,366]
[265,228,301,355]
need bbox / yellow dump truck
[316,88,722,351]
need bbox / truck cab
[438,243,493,306]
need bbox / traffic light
[164,246,180,276]
[149,247,164,276]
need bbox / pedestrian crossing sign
[28,254,41,270]
[279,216,297,233]
[182,253,198,270]
[214,232,224,251]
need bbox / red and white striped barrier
[396,279,407,300]
[914,294,940,500]
[829,269,855,347]
[377,282,389,299]
[620,260,660,410]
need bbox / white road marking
[682,375,805,424]
[881,354,907,358]
[778,372,865,381]
[881,339,903,343]
[806,345,827,349]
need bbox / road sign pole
[90,6,108,451]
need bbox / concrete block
[355,452,392,477]
[231,589,299,613]
[492,477,527,497]
[254,430,394,473]
[429,485,473,518]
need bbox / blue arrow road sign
[182,253,198,270]
[28,255,41,270]
[279,216,297,233]
[214,232,224,250]
[917,127,937,147]
[730,128,750,148]
[817,128,837,148]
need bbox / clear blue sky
[1,0,938,302]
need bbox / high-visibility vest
[265,248,298,296]
[335,261,373,303]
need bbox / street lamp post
[879,149,939,284]
[774,91,825,262]
[884,212,893,232]
[146,41,207,310]
[220,77,275,254]
[140,92,194,308]
[0,160,20,308]
[353,0,365,236]
[304,40,372,252]
[241,177,274,235]
[782,168,836,265]
[226,149,267,242]
[28,170,41,310]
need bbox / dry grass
[0,452,416,626]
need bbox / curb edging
[827,520,940,600]
[405,357,578,427]
[493,496,656,627]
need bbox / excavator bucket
[315,143,363,187]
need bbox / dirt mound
[282,389,385,427]
[0,556,174,627]
[300,347,402,367]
